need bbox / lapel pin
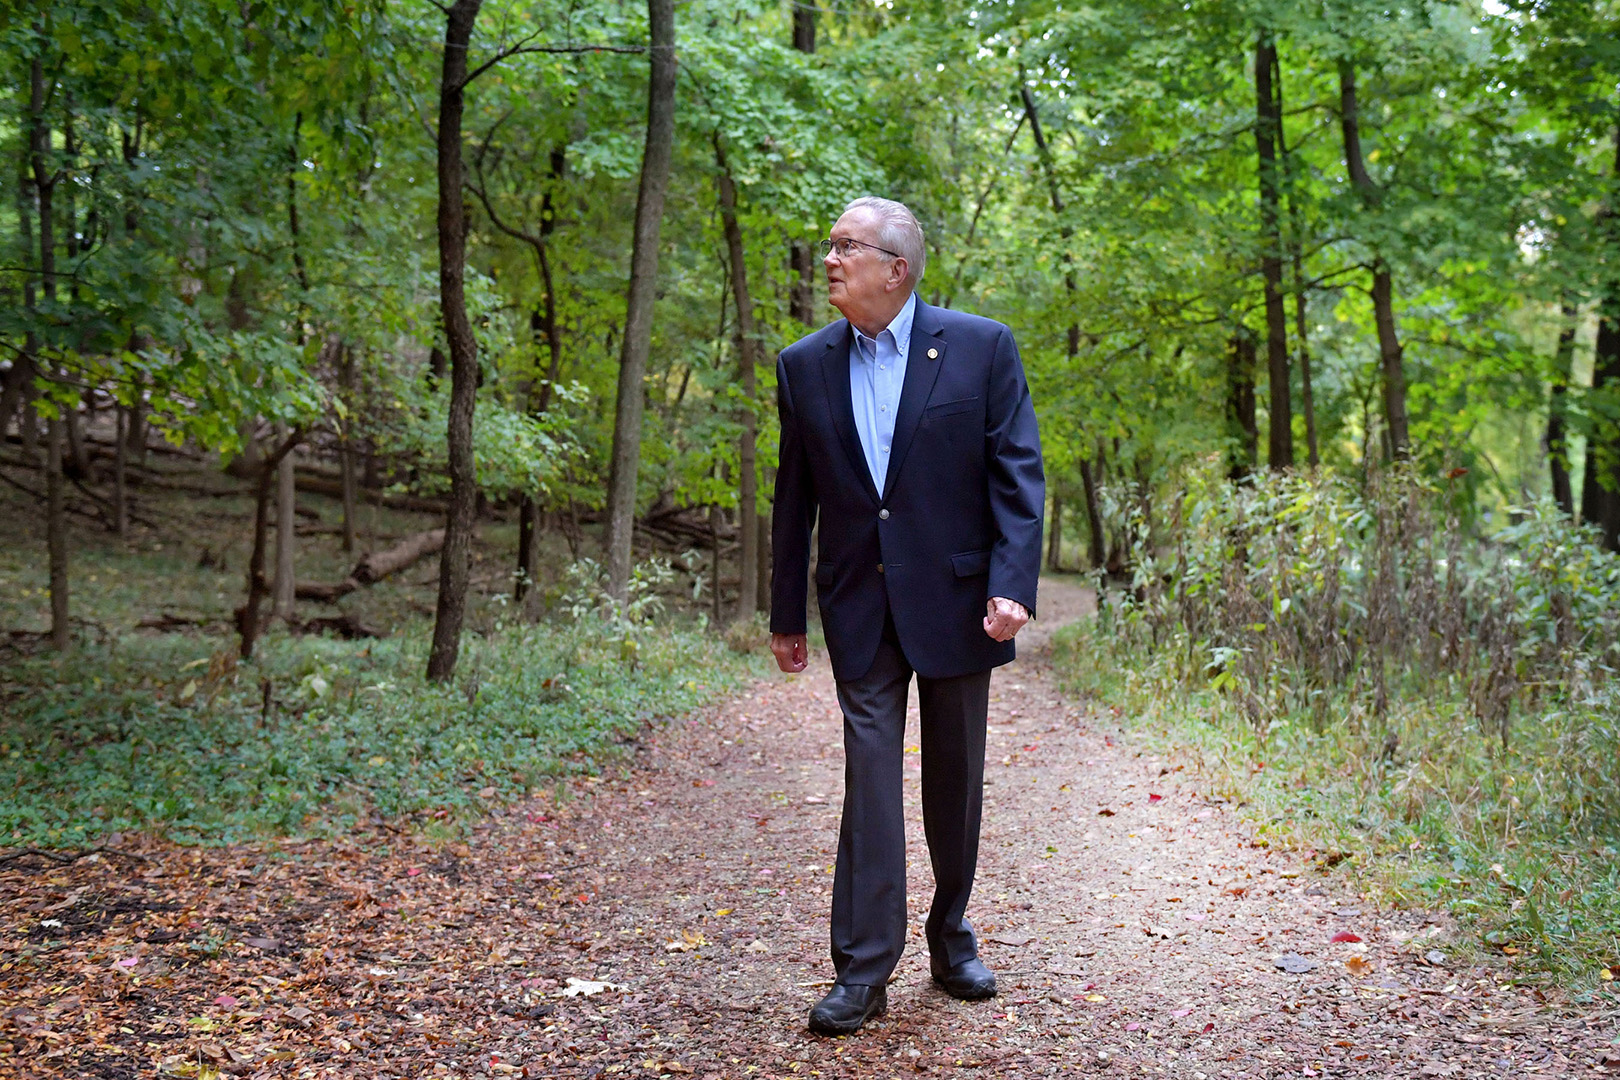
[927,348,939,359]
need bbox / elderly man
[770,196,1044,1034]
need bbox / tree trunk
[1048,494,1064,571]
[1548,303,1577,516]
[1273,48,1316,469]
[516,493,536,602]
[113,404,129,535]
[1023,84,1109,569]
[788,1,818,327]
[239,430,302,659]
[46,412,69,649]
[339,346,357,551]
[756,508,771,613]
[426,0,486,682]
[273,422,297,619]
[1255,33,1292,469]
[710,502,723,623]
[1339,59,1409,460]
[603,0,678,603]
[715,135,759,620]
[1079,456,1105,569]
[1228,328,1258,480]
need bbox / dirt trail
[4,577,1613,1078]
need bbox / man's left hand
[983,597,1029,641]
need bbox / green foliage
[0,571,761,846]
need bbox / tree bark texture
[604,0,678,604]
[1228,329,1258,480]
[1255,33,1292,469]
[46,413,70,649]
[339,346,358,552]
[1338,60,1409,460]
[273,422,297,618]
[238,430,302,659]
[788,0,818,327]
[715,135,759,620]
[1547,304,1577,517]
[427,0,485,682]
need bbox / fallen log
[295,527,446,603]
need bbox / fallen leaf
[744,940,769,953]
[214,994,239,1009]
[1344,956,1372,975]
[1147,794,1163,803]
[406,868,422,877]
[989,934,1034,947]
[693,779,715,788]
[1330,932,1362,943]
[242,937,278,950]
[1097,808,1116,817]
[559,977,622,998]
[1275,953,1317,974]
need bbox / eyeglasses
[819,236,901,260]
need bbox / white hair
[843,196,926,286]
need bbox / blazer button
[876,563,885,574]
[879,509,890,520]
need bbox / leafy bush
[0,559,761,846]
[1064,462,1620,974]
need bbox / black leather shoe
[808,983,887,1035]
[931,956,997,1000]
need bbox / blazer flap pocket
[815,562,835,585]
[951,549,992,577]
[925,395,979,420]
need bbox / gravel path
[6,577,1614,1078]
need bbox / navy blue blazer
[770,298,1045,682]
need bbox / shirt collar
[852,292,917,359]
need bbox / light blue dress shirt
[849,291,917,497]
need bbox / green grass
[1052,616,1620,994]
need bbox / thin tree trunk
[1024,84,1109,567]
[113,404,128,535]
[788,1,818,327]
[604,0,678,603]
[756,507,770,614]
[1273,50,1317,469]
[1048,494,1064,572]
[339,346,358,551]
[1339,59,1409,460]
[516,493,535,602]
[1256,33,1292,469]
[1548,303,1577,516]
[1079,457,1105,568]
[46,413,69,649]
[715,135,759,620]
[240,430,302,659]
[1228,328,1258,480]
[710,502,723,623]
[273,421,297,618]
[427,0,486,682]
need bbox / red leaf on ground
[1148,794,1163,803]
[406,867,422,876]
[1331,931,1362,943]
[214,994,238,1009]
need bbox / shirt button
[876,563,884,574]
[880,405,887,412]
[879,509,890,520]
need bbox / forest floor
[5,578,1619,1079]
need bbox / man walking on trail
[769,196,1045,1035]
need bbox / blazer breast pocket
[924,396,980,422]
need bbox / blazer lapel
[818,322,881,505]
[881,298,946,498]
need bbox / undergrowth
[1056,461,1620,986]
[0,559,762,846]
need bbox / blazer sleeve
[984,326,1045,617]
[770,352,818,635]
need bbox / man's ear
[886,257,909,292]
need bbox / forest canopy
[3,0,1619,666]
